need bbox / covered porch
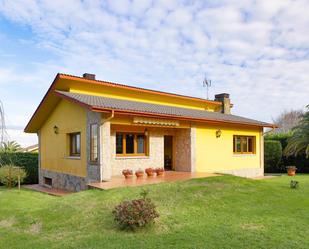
[88,171,219,190]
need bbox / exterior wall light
[216,129,222,138]
[53,125,59,134]
[144,128,149,136]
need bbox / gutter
[92,107,277,129]
[263,127,277,135]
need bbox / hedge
[265,133,309,173]
[0,152,38,184]
[264,140,283,173]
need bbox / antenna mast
[202,77,212,100]
[0,100,7,147]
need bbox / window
[70,132,81,157]
[233,135,255,154]
[90,124,98,162]
[116,132,147,156]
[116,134,123,154]
[44,177,52,187]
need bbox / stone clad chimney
[215,93,231,114]
[82,73,96,80]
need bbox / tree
[284,105,309,158]
[272,109,303,134]
[0,141,22,152]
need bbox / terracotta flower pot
[145,168,154,177]
[122,169,133,179]
[135,172,144,178]
[146,172,154,177]
[124,174,133,179]
[287,166,297,176]
[155,168,164,176]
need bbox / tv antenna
[202,77,212,100]
[0,100,7,146]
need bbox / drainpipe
[102,110,114,123]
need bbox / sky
[0,0,308,147]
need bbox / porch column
[190,126,196,172]
[100,119,112,181]
[175,128,195,172]
[86,110,102,183]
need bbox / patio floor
[88,171,220,190]
[23,184,73,196]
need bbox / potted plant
[122,169,133,179]
[287,166,297,176]
[155,167,164,176]
[145,168,154,177]
[290,180,299,189]
[135,169,144,178]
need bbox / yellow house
[25,73,276,191]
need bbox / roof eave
[24,74,61,133]
[91,106,276,128]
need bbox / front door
[164,135,173,170]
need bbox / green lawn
[0,175,308,249]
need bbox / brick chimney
[82,73,96,80]
[215,93,231,114]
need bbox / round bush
[112,197,159,230]
[0,152,38,184]
[264,140,283,173]
[0,165,27,188]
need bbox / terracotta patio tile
[23,184,73,196]
[88,171,220,190]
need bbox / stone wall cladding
[110,128,165,176]
[101,117,111,180]
[109,127,195,176]
[174,129,192,172]
[190,127,196,172]
[86,110,101,183]
[39,169,87,191]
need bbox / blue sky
[0,0,308,146]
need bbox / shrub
[0,165,27,188]
[0,152,38,184]
[112,190,159,230]
[264,140,283,173]
[264,133,292,148]
[290,180,299,189]
[264,133,309,173]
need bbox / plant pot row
[122,168,164,179]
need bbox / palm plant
[0,140,22,152]
[284,105,309,158]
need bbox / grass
[0,175,309,249]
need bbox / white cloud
[0,0,308,146]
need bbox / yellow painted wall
[68,81,221,112]
[195,124,262,172]
[40,99,87,177]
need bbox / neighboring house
[24,73,276,191]
[22,144,39,153]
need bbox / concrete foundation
[217,167,263,178]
